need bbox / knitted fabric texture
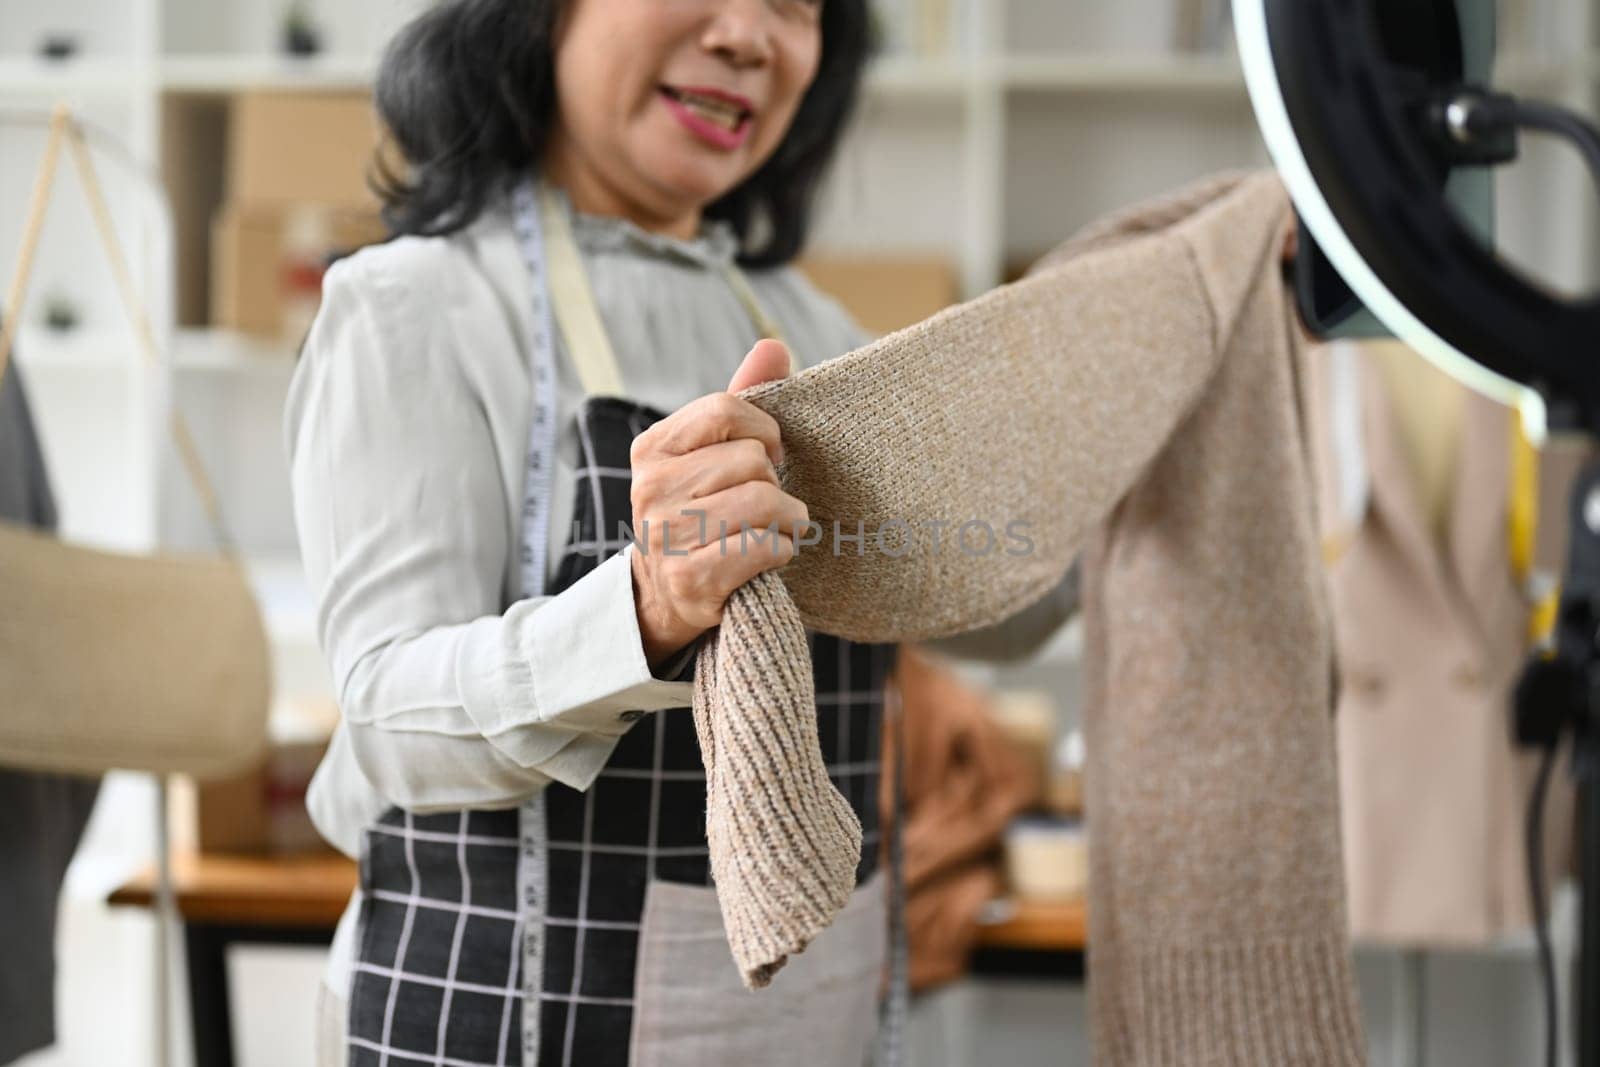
[691,169,1366,1062]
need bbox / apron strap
[536,183,628,398]
[722,262,790,355]
[521,171,892,1065]
[1510,406,1561,646]
[535,180,790,396]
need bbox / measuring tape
[510,174,556,1066]
[510,178,561,602]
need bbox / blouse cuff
[470,547,691,769]
[651,637,700,683]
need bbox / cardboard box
[211,202,388,342]
[197,696,338,854]
[198,738,331,854]
[798,255,959,336]
[228,91,393,210]
[162,93,230,328]
[212,204,281,337]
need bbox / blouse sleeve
[287,247,693,852]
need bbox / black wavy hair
[371,0,870,268]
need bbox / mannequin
[1320,337,1574,945]
[1367,339,1465,548]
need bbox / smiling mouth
[660,86,753,133]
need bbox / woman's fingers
[632,476,809,558]
[636,437,779,505]
[683,478,810,556]
[695,532,799,598]
[632,390,785,468]
[626,345,802,660]
[629,460,808,642]
[629,438,782,559]
[727,338,794,393]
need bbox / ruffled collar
[543,184,742,270]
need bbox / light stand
[1516,467,1600,1067]
[1234,1,1600,1064]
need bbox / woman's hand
[628,339,806,669]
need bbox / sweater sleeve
[922,563,1080,663]
[287,250,693,845]
[760,267,1080,662]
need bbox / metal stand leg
[179,924,333,1067]
[156,775,175,1067]
[1391,950,1426,1067]
[185,924,233,1067]
[1580,774,1598,1067]
[1514,458,1600,1067]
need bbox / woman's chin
[629,135,753,207]
[650,163,749,212]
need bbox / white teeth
[686,100,740,130]
[669,89,747,130]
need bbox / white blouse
[285,182,1074,995]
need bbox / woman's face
[548,0,824,229]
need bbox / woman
[287,0,1069,1063]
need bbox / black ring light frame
[1235,2,1600,1064]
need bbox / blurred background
[0,0,1597,1064]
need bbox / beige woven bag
[0,521,271,778]
[0,106,270,781]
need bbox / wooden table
[109,851,356,1067]
[110,855,1088,1064]
[972,896,1087,980]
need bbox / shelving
[170,327,297,374]
[12,325,299,377]
[1001,52,1244,95]
[10,325,144,371]
[159,54,377,94]
[6,48,1597,102]
[0,58,148,97]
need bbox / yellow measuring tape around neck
[1510,406,1561,647]
[534,183,788,397]
[1509,408,1538,584]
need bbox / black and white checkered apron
[347,395,897,1066]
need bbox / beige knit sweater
[693,170,1366,1063]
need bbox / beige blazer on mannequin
[1307,338,1579,946]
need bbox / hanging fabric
[0,105,270,781]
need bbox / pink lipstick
[659,84,755,150]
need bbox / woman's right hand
[628,339,807,669]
